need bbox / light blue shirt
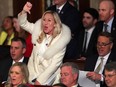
[103,17,114,33]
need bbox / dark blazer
[84,51,116,87]
[0,56,29,83]
[47,1,81,59]
[95,16,116,51]
[84,51,116,71]
[76,26,99,59]
[0,45,10,61]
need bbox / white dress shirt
[94,52,111,87]
[72,84,78,87]
[12,56,24,64]
[84,26,95,50]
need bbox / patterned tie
[104,24,108,32]
[95,58,104,73]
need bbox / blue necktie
[104,24,108,32]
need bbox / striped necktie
[95,58,104,73]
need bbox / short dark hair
[84,8,99,20]
[98,32,114,43]
[105,62,116,72]
[11,37,26,48]
[53,83,67,87]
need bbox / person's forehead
[11,41,23,47]
[99,1,111,8]
[105,70,116,74]
[98,36,109,41]
[61,66,72,71]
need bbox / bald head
[100,0,115,10]
[99,0,115,23]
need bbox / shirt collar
[72,84,78,87]
[56,2,66,11]
[104,17,114,28]
[85,26,95,33]
[99,51,111,61]
[12,56,24,64]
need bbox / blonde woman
[18,2,71,85]
[5,62,29,87]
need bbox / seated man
[104,62,116,87]
[85,32,116,87]
[54,62,81,87]
[0,37,29,83]
[77,8,99,60]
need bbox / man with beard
[77,8,99,60]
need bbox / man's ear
[23,48,26,54]
[110,9,114,15]
[74,73,78,80]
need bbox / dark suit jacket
[0,56,29,83]
[96,16,116,51]
[47,1,81,59]
[76,26,99,59]
[0,45,10,61]
[84,51,116,87]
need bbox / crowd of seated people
[0,15,33,58]
[0,0,116,87]
[0,16,17,45]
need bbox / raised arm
[18,2,34,34]
[22,2,32,14]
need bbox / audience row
[0,0,116,87]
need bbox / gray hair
[61,62,79,75]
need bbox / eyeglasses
[97,42,112,47]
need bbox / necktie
[95,58,104,73]
[56,9,60,13]
[104,24,108,32]
[83,31,88,54]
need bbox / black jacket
[0,57,29,83]
[47,1,82,59]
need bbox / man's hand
[86,71,101,81]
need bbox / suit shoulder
[46,5,56,11]
[23,57,29,64]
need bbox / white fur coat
[18,13,71,85]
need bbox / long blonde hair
[5,62,29,87]
[37,10,62,45]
